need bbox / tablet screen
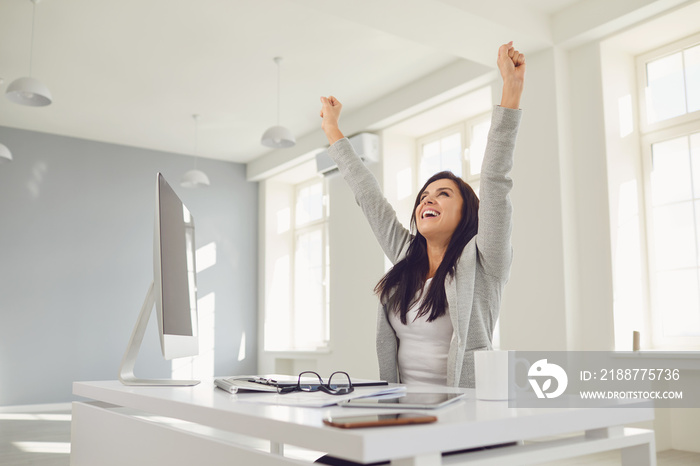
[342,392,465,409]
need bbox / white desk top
[73,379,654,464]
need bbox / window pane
[264,254,291,351]
[296,182,323,226]
[470,120,491,176]
[420,135,463,184]
[294,229,324,348]
[470,180,480,199]
[442,148,462,176]
[655,269,700,337]
[441,133,462,176]
[651,136,691,206]
[646,52,686,123]
[697,200,700,266]
[423,140,440,159]
[685,45,700,113]
[692,132,700,199]
[652,201,696,270]
[419,155,440,187]
[442,133,460,151]
[420,141,441,186]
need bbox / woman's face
[414,178,464,244]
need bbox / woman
[319,42,525,389]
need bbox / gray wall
[0,126,258,406]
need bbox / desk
[71,379,656,466]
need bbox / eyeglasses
[278,371,354,395]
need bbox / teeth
[422,209,439,218]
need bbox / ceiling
[0,0,584,164]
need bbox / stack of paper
[214,374,389,395]
[237,385,406,408]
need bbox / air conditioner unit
[315,133,379,176]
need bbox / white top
[388,278,453,385]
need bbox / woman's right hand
[320,96,345,145]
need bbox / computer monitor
[118,173,200,386]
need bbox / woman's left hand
[497,42,525,109]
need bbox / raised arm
[475,42,525,279]
[320,96,412,263]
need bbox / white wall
[499,48,570,351]
[321,164,385,378]
[0,126,259,406]
[600,37,649,352]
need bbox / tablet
[340,392,466,409]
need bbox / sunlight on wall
[238,332,246,362]
[196,242,217,273]
[618,94,633,138]
[133,415,191,424]
[264,255,291,351]
[396,167,413,201]
[492,318,501,349]
[613,180,644,351]
[27,162,48,199]
[13,441,71,454]
[0,413,71,421]
[172,292,215,379]
[277,207,291,234]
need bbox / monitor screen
[154,173,199,360]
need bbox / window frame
[463,111,493,194]
[288,177,330,352]
[640,121,700,348]
[636,32,700,135]
[416,122,466,188]
[415,110,492,187]
[637,32,700,349]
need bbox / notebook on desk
[214,374,388,394]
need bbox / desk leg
[271,442,284,456]
[586,426,656,466]
[585,426,624,439]
[390,452,441,466]
[621,437,657,466]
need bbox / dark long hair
[374,171,479,324]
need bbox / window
[292,181,330,350]
[264,176,330,352]
[417,113,491,196]
[419,128,463,186]
[638,33,700,348]
[642,42,700,127]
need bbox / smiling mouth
[422,209,440,219]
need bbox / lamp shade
[0,143,12,163]
[6,76,52,107]
[181,169,210,188]
[261,125,296,148]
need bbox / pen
[249,377,278,386]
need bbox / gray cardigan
[327,106,522,388]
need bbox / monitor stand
[118,282,200,386]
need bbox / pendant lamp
[181,114,211,188]
[261,57,295,148]
[0,143,13,163]
[6,0,52,107]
